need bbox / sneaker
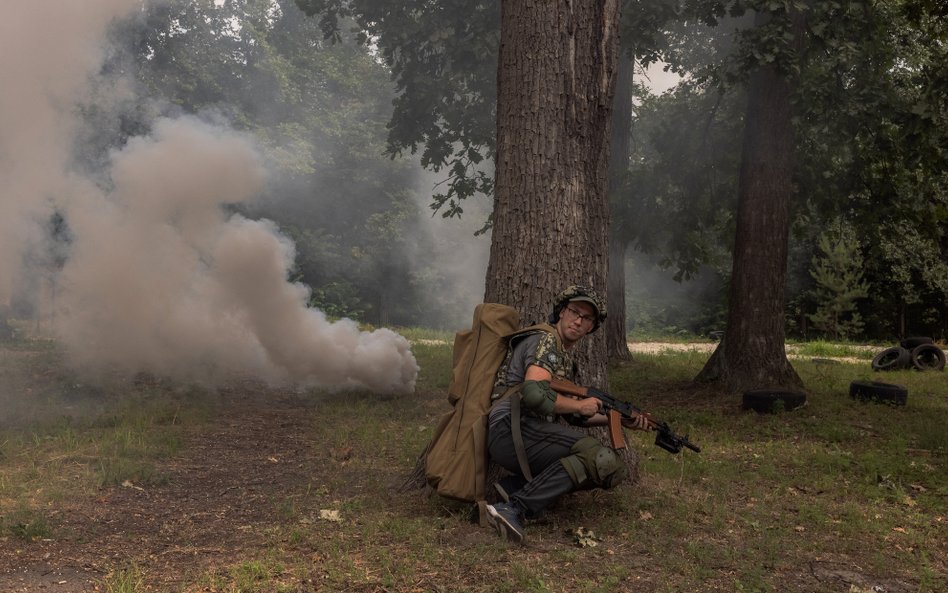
[485,502,526,544]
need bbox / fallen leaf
[331,446,353,462]
[892,526,907,533]
[121,480,144,492]
[268,456,279,463]
[567,527,601,548]
[794,525,805,532]
[639,511,653,521]
[319,509,342,523]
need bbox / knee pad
[559,436,627,489]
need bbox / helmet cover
[548,285,607,332]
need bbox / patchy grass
[174,345,944,593]
[99,563,145,593]
[393,326,455,344]
[788,339,879,360]
[0,336,944,593]
[627,328,711,342]
[0,342,211,542]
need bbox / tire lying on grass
[849,380,908,406]
[871,346,911,371]
[900,336,934,350]
[742,389,807,413]
[910,344,946,371]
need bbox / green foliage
[807,220,870,339]
[90,0,488,328]
[625,252,728,338]
[84,0,948,339]
[295,0,500,219]
[626,0,948,341]
[791,0,948,338]
[622,82,743,280]
[308,280,366,320]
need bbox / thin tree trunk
[606,51,633,360]
[486,0,620,388]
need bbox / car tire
[871,346,911,371]
[742,389,808,413]
[900,337,934,350]
[849,380,908,406]
[910,344,946,371]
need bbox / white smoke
[1,1,418,394]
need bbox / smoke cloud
[1,1,418,394]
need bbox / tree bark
[486,0,620,388]
[695,12,804,393]
[606,51,633,360]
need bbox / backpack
[423,303,520,503]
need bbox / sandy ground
[627,341,875,364]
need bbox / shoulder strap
[510,391,533,481]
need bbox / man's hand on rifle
[621,413,653,431]
[573,396,603,418]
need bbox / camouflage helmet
[548,285,607,332]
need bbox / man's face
[556,300,596,347]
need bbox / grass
[392,326,455,344]
[788,338,879,360]
[0,335,944,592]
[0,343,210,541]
[0,504,51,540]
[192,346,943,593]
[100,563,145,593]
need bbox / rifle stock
[549,377,701,454]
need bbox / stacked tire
[871,337,945,372]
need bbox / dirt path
[0,387,323,592]
[627,341,872,365]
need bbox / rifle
[550,377,701,454]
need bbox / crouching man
[485,285,649,543]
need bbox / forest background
[2,0,946,344]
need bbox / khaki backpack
[423,303,554,509]
[423,303,520,502]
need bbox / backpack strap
[491,384,533,481]
[493,323,562,483]
[509,390,533,481]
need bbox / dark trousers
[487,413,582,516]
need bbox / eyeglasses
[564,305,596,324]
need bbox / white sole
[486,505,525,544]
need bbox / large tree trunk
[695,12,804,393]
[606,52,634,360]
[486,0,620,388]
